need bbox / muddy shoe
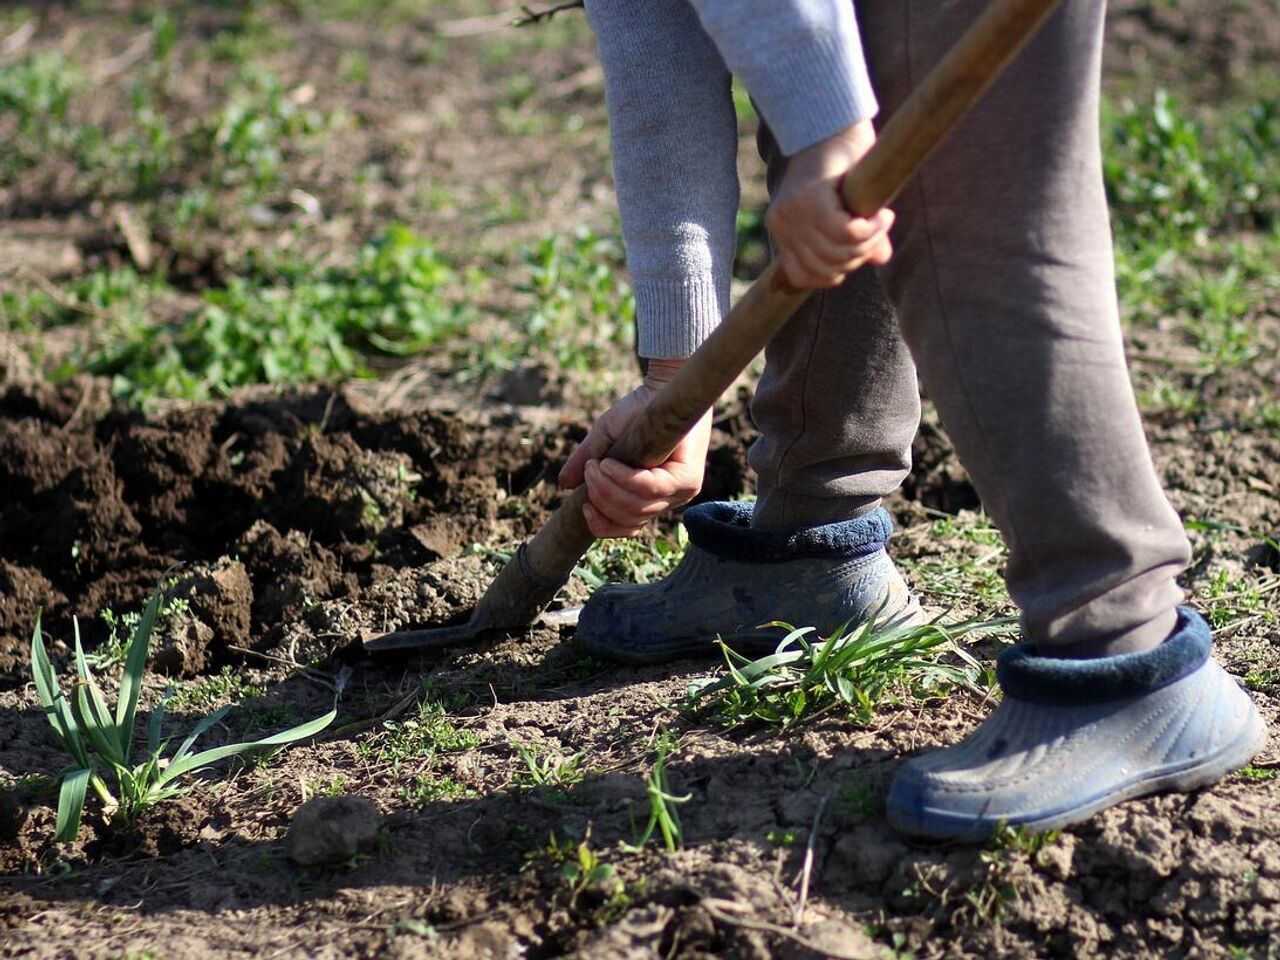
[886,607,1268,840]
[575,501,921,664]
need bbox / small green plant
[32,589,336,843]
[83,225,473,402]
[576,526,687,590]
[396,774,475,804]
[168,665,264,712]
[626,732,690,853]
[560,838,619,904]
[689,614,1006,729]
[1237,765,1279,782]
[531,830,624,907]
[91,581,189,669]
[989,822,1061,857]
[834,778,879,823]
[359,685,480,770]
[513,743,585,788]
[515,227,635,373]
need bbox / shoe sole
[886,706,1269,840]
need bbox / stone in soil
[285,795,383,867]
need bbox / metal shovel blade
[363,605,583,653]
[362,618,497,653]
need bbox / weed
[389,918,439,939]
[532,830,625,908]
[1196,566,1280,633]
[1236,765,1279,782]
[207,68,327,194]
[396,774,474,803]
[833,778,879,823]
[512,743,586,788]
[625,732,690,853]
[575,526,686,590]
[897,510,1011,613]
[989,822,1061,858]
[0,52,86,180]
[31,588,335,842]
[83,226,473,402]
[302,774,350,800]
[91,581,189,669]
[560,838,620,903]
[359,685,479,771]
[515,227,635,373]
[1104,92,1278,253]
[688,614,1008,730]
[169,666,264,712]
[1243,669,1279,694]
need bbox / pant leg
[749,122,921,531]
[857,0,1190,653]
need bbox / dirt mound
[0,384,595,674]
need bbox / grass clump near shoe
[31,588,336,843]
[688,613,1013,729]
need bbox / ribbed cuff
[749,31,879,156]
[634,274,726,359]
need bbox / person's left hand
[766,118,895,289]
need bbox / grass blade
[31,615,89,768]
[169,705,234,767]
[55,768,91,843]
[117,588,161,766]
[146,689,173,757]
[158,707,336,786]
[73,621,124,764]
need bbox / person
[558,0,1266,839]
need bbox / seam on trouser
[904,0,1029,575]
[770,287,828,524]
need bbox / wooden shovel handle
[483,0,1063,627]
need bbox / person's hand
[558,359,712,539]
[766,118,895,289]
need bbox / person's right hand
[558,359,712,539]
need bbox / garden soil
[2,2,1279,959]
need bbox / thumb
[559,424,615,489]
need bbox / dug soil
[2,2,1279,959]
[1,369,1276,960]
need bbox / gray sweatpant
[750,0,1191,655]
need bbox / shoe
[576,500,921,664]
[886,607,1267,839]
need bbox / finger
[832,208,894,244]
[559,426,614,489]
[597,457,685,501]
[783,246,846,290]
[865,233,894,267]
[586,460,672,527]
[583,502,646,540]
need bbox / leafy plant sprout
[625,731,690,853]
[688,610,1015,730]
[31,588,337,843]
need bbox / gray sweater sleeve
[585,0,877,359]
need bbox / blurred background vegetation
[0,0,1275,422]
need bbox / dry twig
[793,792,831,924]
[514,1,585,27]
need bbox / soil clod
[285,795,383,867]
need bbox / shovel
[365,0,1063,653]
